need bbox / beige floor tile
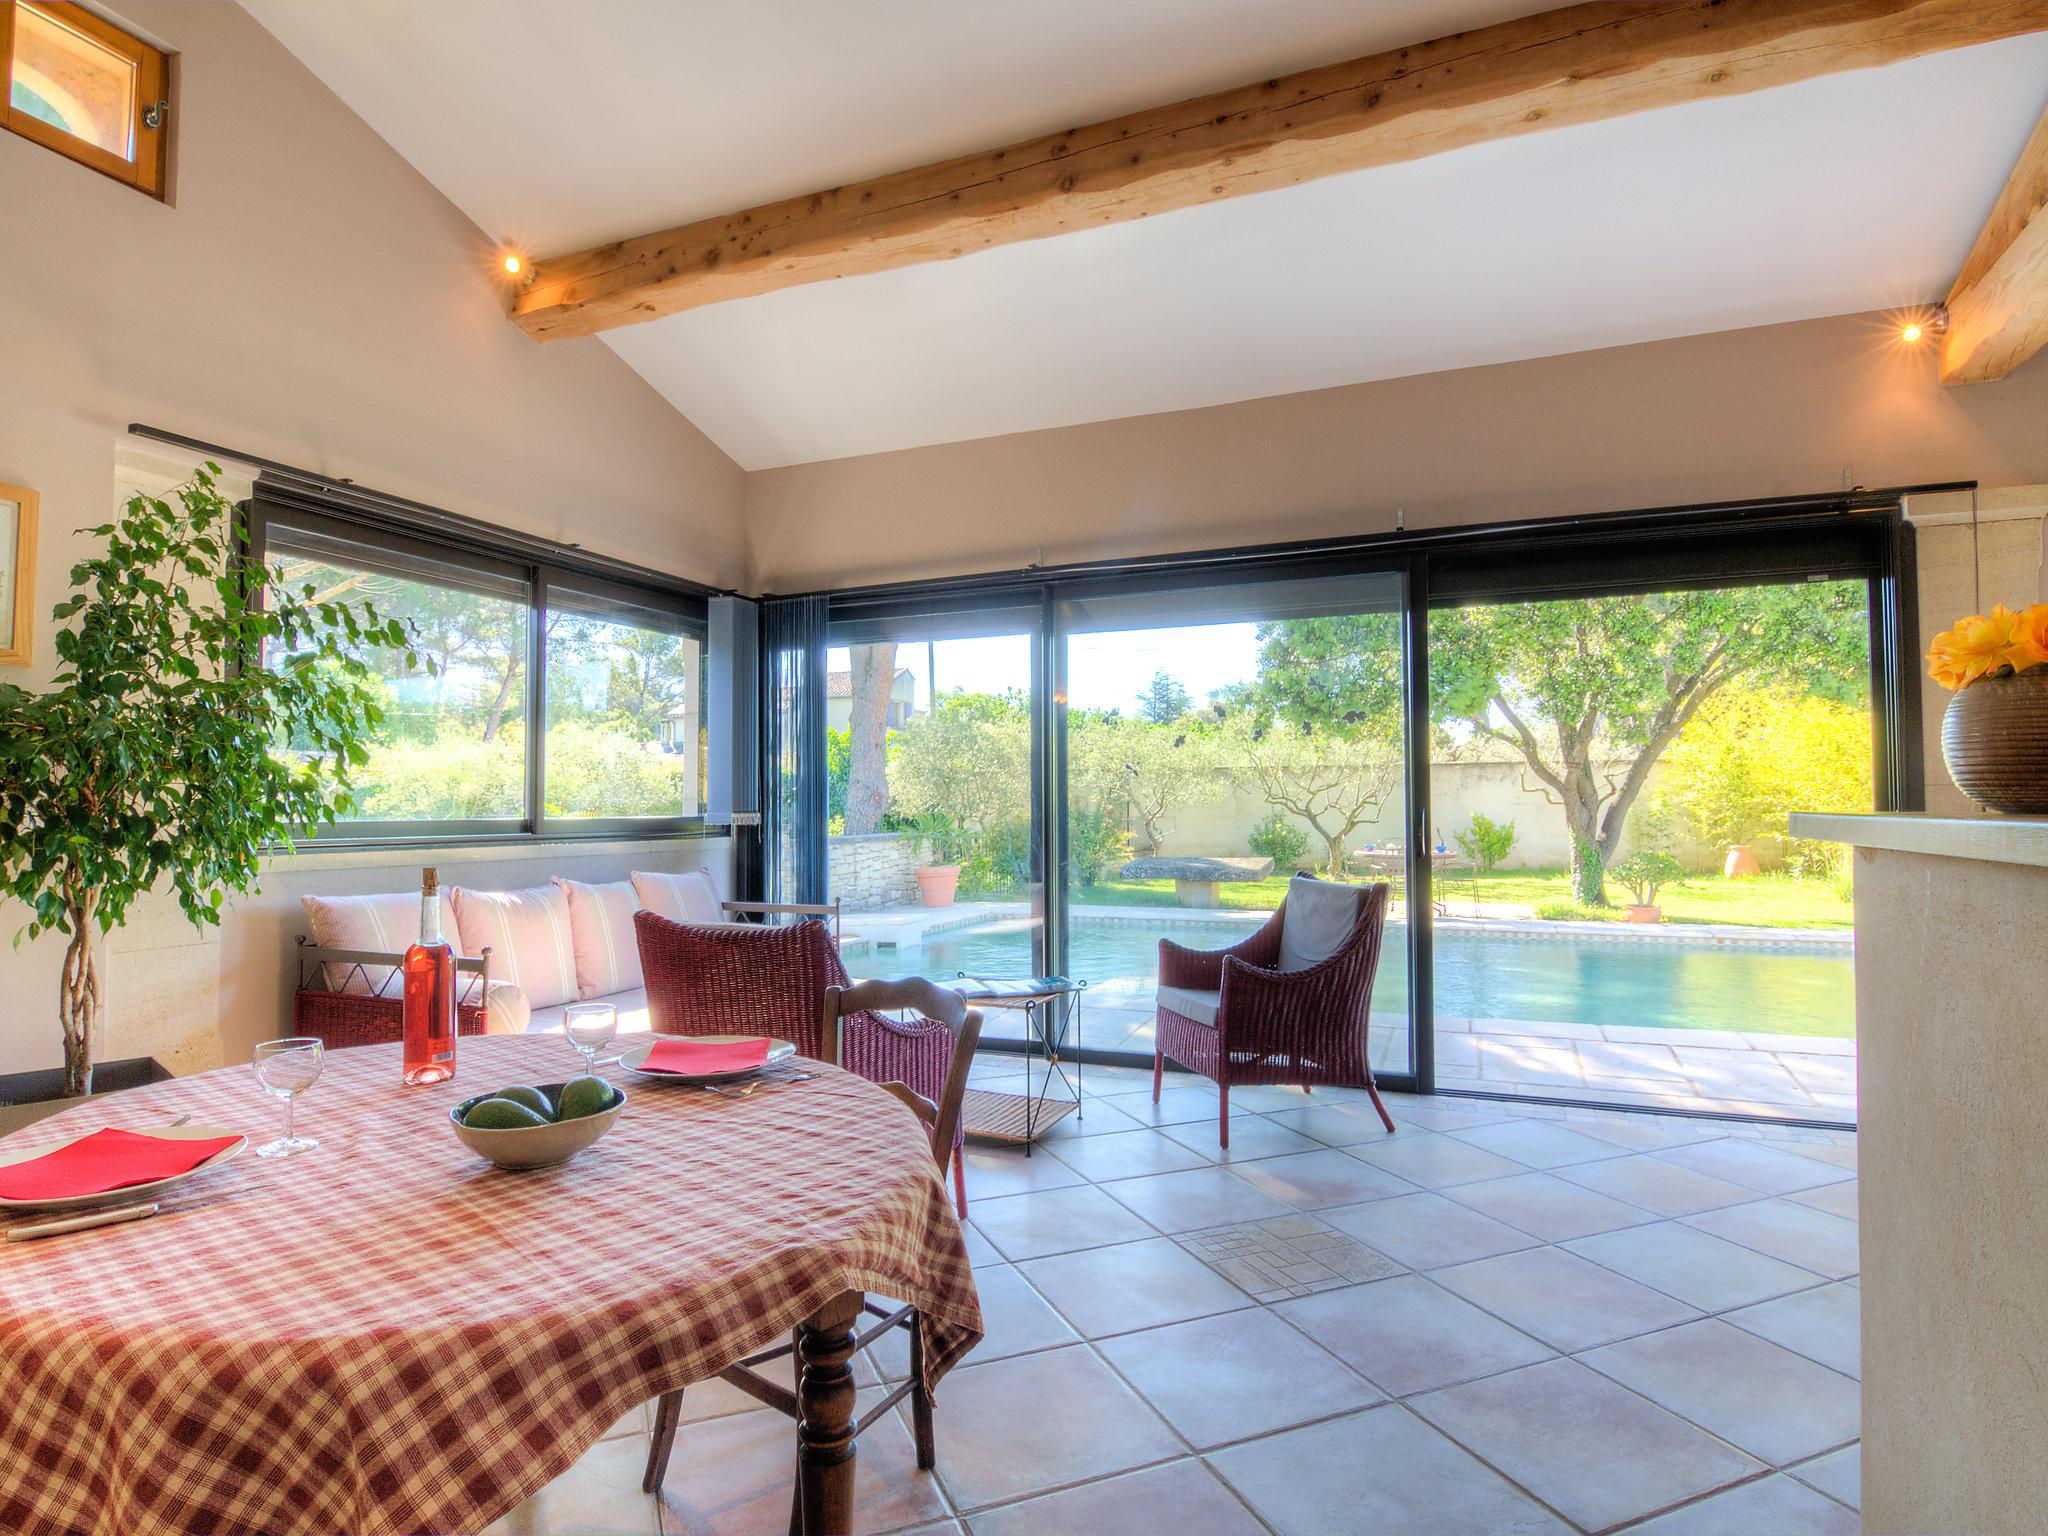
[1225,1148,1418,1210]
[1098,1308,1380,1448]
[1028,1096,1144,1139]
[1787,1178,1859,1221]
[1016,1237,1251,1338]
[1159,1114,1324,1162]
[1410,1358,1761,1533]
[1278,1274,1553,1397]
[656,1388,950,1536]
[1042,1128,1214,1182]
[1564,1221,1825,1312]
[1207,1405,1573,1535]
[1443,1170,1656,1241]
[1554,1152,1757,1218]
[1778,1139,1857,1171]
[1653,1139,1855,1197]
[1581,1318,1860,1466]
[925,1346,1182,1511]
[1347,1132,1528,1189]
[964,1460,1265,1536]
[960,1147,1085,1200]
[1431,1246,1699,1352]
[1100,1166,1294,1233]
[1103,1086,1225,1129]
[867,1265,1077,1379]
[1618,1473,1859,1534]
[1789,1443,1861,1510]
[1260,1102,1406,1147]
[1724,1281,1861,1379]
[1563,1115,1727,1153]
[970,1184,1159,1261]
[1317,1191,1541,1270]
[1450,1119,1629,1169]
[1683,1199,1859,1279]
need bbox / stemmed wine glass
[253,1037,324,1158]
[562,1003,618,1076]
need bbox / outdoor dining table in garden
[0,1034,982,1536]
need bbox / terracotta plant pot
[1623,904,1663,924]
[1722,845,1761,879]
[1942,666,2048,815]
[914,865,961,908]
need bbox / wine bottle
[401,867,457,1085]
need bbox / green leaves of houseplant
[0,465,419,1096]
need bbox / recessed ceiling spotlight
[501,251,524,276]
[1901,305,1949,344]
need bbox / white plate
[0,1123,248,1214]
[616,1035,797,1085]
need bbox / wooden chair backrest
[820,977,982,1168]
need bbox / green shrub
[1247,813,1310,870]
[1069,806,1134,886]
[1611,848,1685,907]
[1534,898,1619,922]
[1453,813,1516,873]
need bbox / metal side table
[952,976,1085,1153]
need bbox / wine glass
[253,1037,324,1157]
[562,1003,617,1076]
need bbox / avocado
[556,1074,617,1121]
[464,1097,552,1130]
[494,1084,556,1121]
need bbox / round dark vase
[1942,666,2048,815]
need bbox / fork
[703,1073,817,1100]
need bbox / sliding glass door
[824,603,1047,1046]
[1053,571,1419,1076]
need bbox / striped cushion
[300,891,460,996]
[630,869,725,925]
[450,884,580,1011]
[553,877,645,998]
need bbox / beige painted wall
[744,312,2048,593]
[0,0,746,1080]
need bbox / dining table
[0,1034,983,1536]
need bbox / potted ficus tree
[0,464,417,1113]
[1612,849,1685,924]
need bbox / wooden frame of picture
[0,482,38,667]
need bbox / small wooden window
[1,2,168,198]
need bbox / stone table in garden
[1119,854,1274,908]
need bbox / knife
[4,1188,249,1243]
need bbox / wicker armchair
[634,910,970,1212]
[291,938,496,1050]
[1153,876,1397,1148]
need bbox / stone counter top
[1789,811,2048,869]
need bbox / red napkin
[0,1127,241,1203]
[641,1037,773,1076]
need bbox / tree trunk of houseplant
[59,891,101,1099]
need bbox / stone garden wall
[827,832,923,908]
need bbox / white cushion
[631,869,725,925]
[451,884,580,1011]
[300,890,459,995]
[1277,874,1366,972]
[524,987,652,1037]
[1156,986,1221,1028]
[553,877,645,997]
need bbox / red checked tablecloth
[0,1035,983,1536]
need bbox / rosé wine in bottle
[402,867,456,1085]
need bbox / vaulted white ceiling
[244,2,2048,469]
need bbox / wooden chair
[642,976,982,1516]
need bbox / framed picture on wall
[0,483,37,667]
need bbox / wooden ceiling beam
[512,0,2048,342]
[1942,101,2048,384]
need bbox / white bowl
[450,1081,625,1170]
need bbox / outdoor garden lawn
[1076,867,1854,929]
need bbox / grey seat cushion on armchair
[1276,874,1367,972]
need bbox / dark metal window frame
[246,481,716,847]
[801,488,1931,1126]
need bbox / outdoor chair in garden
[1153,873,1398,1148]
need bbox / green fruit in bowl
[557,1075,618,1121]
[495,1085,556,1121]
[463,1097,552,1130]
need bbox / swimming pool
[852,914,1854,1038]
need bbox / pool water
[857,915,1854,1039]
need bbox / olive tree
[0,467,417,1096]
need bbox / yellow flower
[1928,605,2022,691]
[2004,603,2048,674]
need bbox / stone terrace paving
[844,904,1857,1124]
